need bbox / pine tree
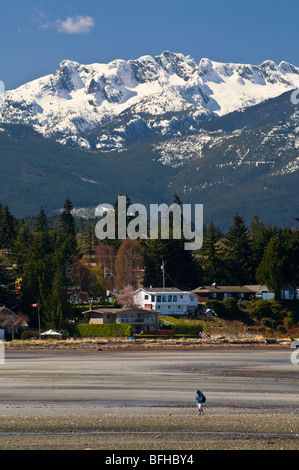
[223,213,253,285]
[21,207,54,325]
[143,237,202,290]
[201,221,224,285]
[282,228,299,293]
[256,235,286,298]
[57,198,77,262]
[77,222,97,263]
[143,194,202,290]
[12,219,33,273]
[43,265,69,330]
[0,205,17,251]
[249,216,279,278]
[32,207,53,257]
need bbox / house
[87,307,159,334]
[0,306,28,339]
[280,285,299,300]
[133,287,198,315]
[244,285,275,300]
[192,284,255,302]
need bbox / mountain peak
[0,52,298,150]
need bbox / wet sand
[0,348,298,450]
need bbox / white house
[134,287,198,315]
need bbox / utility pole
[161,260,166,288]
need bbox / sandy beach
[0,345,298,450]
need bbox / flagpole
[32,303,41,339]
[38,305,41,339]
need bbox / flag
[31,303,38,307]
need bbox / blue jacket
[196,390,204,403]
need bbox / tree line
[0,197,298,331]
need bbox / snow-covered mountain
[0,87,298,226]
[1,51,299,150]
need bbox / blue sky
[1,0,299,90]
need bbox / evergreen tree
[43,265,69,330]
[223,213,253,284]
[143,237,202,290]
[256,235,286,298]
[0,261,12,305]
[249,216,279,278]
[32,207,53,257]
[143,195,202,290]
[282,228,299,292]
[77,222,97,263]
[201,221,224,285]
[12,219,33,273]
[21,207,54,325]
[57,198,77,262]
[108,194,133,250]
[0,205,17,251]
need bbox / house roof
[193,285,255,294]
[138,287,191,294]
[244,285,271,293]
[0,307,28,327]
[87,307,159,315]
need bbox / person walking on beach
[196,389,206,415]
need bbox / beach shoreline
[0,346,298,450]
[3,337,292,352]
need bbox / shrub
[253,300,283,324]
[277,325,287,334]
[286,310,299,326]
[206,300,226,317]
[21,330,36,340]
[206,298,239,319]
[222,297,240,318]
[261,317,278,329]
[254,300,273,319]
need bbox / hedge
[171,320,203,335]
[67,323,134,338]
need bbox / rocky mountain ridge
[1,51,299,150]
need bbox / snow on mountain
[0,51,299,150]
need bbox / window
[168,295,172,302]
[211,293,217,299]
[151,295,155,302]
[162,295,167,302]
[157,295,161,302]
[173,295,177,302]
[144,294,149,300]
